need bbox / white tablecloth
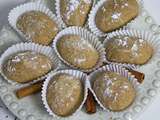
[0,0,160,120]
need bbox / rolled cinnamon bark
[128,69,145,83]
[16,80,43,99]
[85,89,96,114]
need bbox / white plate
[0,0,160,120]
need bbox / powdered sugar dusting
[4,51,52,73]
[115,36,129,47]
[64,0,80,20]
[17,11,58,44]
[131,43,139,56]
[113,0,129,8]
[64,37,92,50]
[103,76,132,107]
[62,0,91,20]
[102,0,129,22]
[94,71,135,110]
[111,12,122,20]
[111,36,146,57]
[60,36,98,65]
[47,74,83,113]
[131,38,146,57]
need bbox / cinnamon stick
[85,89,96,114]
[127,69,145,83]
[16,80,43,99]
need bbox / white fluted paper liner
[29,0,47,5]
[55,0,96,28]
[88,64,141,113]
[0,42,61,85]
[29,0,55,12]
[88,0,143,37]
[103,29,160,68]
[55,0,66,28]
[8,2,63,44]
[52,26,106,72]
[41,69,88,118]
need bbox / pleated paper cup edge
[0,42,61,85]
[41,69,88,118]
[8,2,63,43]
[88,64,140,112]
[103,29,160,69]
[55,0,97,28]
[52,26,106,73]
[88,0,143,37]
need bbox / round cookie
[105,36,153,65]
[60,0,92,26]
[3,51,52,83]
[57,35,99,70]
[46,73,84,116]
[17,11,59,45]
[93,71,136,111]
[95,0,139,32]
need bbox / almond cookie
[95,0,139,32]
[93,71,136,111]
[3,51,52,83]
[46,73,84,116]
[59,0,92,26]
[105,36,153,65]
[57,35,99,70]
[17,11,59,45]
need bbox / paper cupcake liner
[55,0,96,28]
[88,0,143,37]
[52,26,106,72]
[103,29,160,68]
[8,2,63,44]
[88,64,140,113]
[29,0,54,11]
[55,0,67,28]
[29,0,47,5]
[41,69,88,118]
[0,42,61,85]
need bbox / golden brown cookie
[60,0,92,26]
[105,36,153,65]
[93,71,136,111]
[95,0,139,32]
[17,11,59,45]
[3,51,52,83]
[57,35,99,70]
[47,74,84,116]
